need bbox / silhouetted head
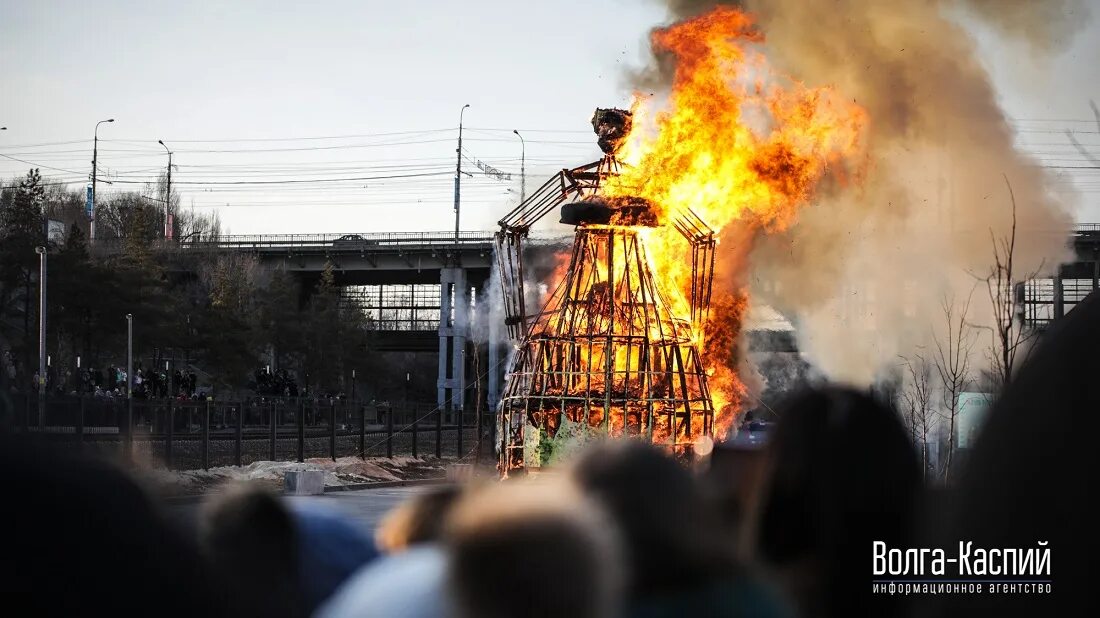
[571,440,737,598]
[1,437,223,617]
[445,479,621,618]
[751,386,920,618]
[200,484,304,618]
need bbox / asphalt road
[165,486,427,536]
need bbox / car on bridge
[332,234,378,247]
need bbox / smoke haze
[632,0,1087,385]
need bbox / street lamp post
[158,140,173,239]
[35,246,46,426]
[512,129,526,204]
[126,313,133,399]
[91,118,115,242]
[454,104,470,242]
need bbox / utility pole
[126,313,133,399]
[513,129,526,203]
[90,118,115,242]
[35,246,46,427]
[158,140,173,239]
[454,104,470,242]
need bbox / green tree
[0,169,47,385]
[300,262,373,396]
[257,268,303,373]
[194,254,261,392]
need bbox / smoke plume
[633,0,1087,385]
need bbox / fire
[602,6,868,435]
[497,6,868,472]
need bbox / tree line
[0,168,376,398]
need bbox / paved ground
[165,485,427,536]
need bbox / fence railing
[4,395,491,470]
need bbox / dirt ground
[137,456,451,497]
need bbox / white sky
[1,0,1097,234]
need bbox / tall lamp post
[35,246,47,426]
[512,129,526,204]
[126,313,133,399]
[454,104,470,242]
[157,140,173,239]
[91,118,115,242]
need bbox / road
[165,486,427,536]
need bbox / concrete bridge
[90,225,1100,411]
[96,230,501,413]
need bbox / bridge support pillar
[1053,274,1065,320]
[438,268,469,419]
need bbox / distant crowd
[77,366,200,400]
[254,367,301,398]
[22,364,312,402]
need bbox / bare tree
[976,176,1043,392]
[177,205,222,243]
[1065,100,1099,167]
[899,352,935,481]
[932,290,976,482]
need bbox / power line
[104,171,454,186]
[0,153,84,175]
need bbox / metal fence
[4,395,491,470]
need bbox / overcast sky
[1,0,1097,233]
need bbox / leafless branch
[898,352,935,481]
[1064,100,1100,167]
[931,287,975,482]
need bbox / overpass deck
[94,230,496,254]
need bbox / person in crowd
[923,292,1100,616]
[1,435,225,617]
[200,484,305,618]
[318,540,450,618]
[317,485,463,618]
[747,386,921,618]
[288,501,381,615]
[700,432,772,561]
[375,484,462,553]
[444,478,622,618]
[572,440,790,618]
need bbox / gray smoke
[630,0,1087,385]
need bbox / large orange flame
[603,6,868,435]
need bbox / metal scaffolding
[494,108,719,474]
[499,223,716,473]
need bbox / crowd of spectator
[20,361,315,402]
[254,367,301,398]
[70,366,202,400]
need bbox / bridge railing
[91,231,496,253]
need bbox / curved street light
[454,104,470,242]
[91,118,115,241]
[513,129,526,204]
[158,140,173,238]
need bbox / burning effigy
[496,109,719,474]
[495,6,867,475]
